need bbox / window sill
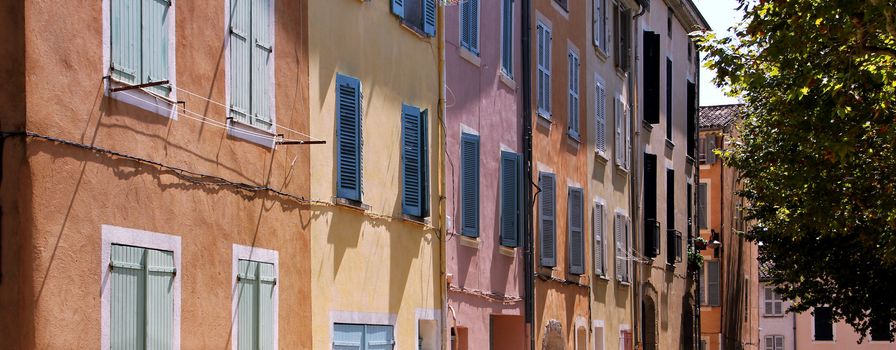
[459,47,481,68]
[642,120,654,131]
[615,164,630,175]
[227,118,276,148]
[617,280,631,286]
[665,139,675,150]
[536,111,553,124]
[567,131,582,144]
[615,68,628,81]
[550,1,570,19]
[107,77,178,119]
[334,197,370,212]
[594,46,609,61]
[686,155,696,165]
[399,21,432,40]
[594,274,610,281]
[595,150,610,163]
[459,235,480,249]
[498,246,516,257]
[763,314,787,318]
[499,72,517,90]
[402,214,430,226]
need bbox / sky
[692,0,743,106]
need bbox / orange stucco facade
[0,0,311,348]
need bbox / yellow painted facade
[308,0,443,349]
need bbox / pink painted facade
[444,0,526,348]
[793,309,896,350]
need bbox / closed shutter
[814,307,834,341]
[460,133,480,237]
[539,173,556,267]
[111,0,142,84]
[775,336,784,350]
[461,0,479,54]
[625,106,631,168]
[615,213,624,281]
[764,336,774,350]
[706,136,718,164]
[145,249,175,350]
[336,74,363,201]
[537,23,551,116]
[698,183,707,229]
[258,262,276,350]
[402,105,424,217]
[568,187,585,275]
[251,0,273,130]
[423,0,437,37]
[333,324,364,350]
[666,58,673,140]
[391,0,404,18]
[365,325,395,350]
[111,245,147,349]
[643,31,660,124]
[230,0,252,124]
[501,0,513,76]
[593,203,605,276]
[708,260,721,306]
[595,80,607,153]
[420,110,430,217]
[142,0,171,96]
[237,260,259,350]
[460,1,471,50]
[500,151,521,247]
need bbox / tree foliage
[699,0,896,340]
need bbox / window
[764,287,784,316]
[698,182,708,229]
[871,316,892,341]
[335,74,364,202]
[568,187,585,275]
[813,307,834,341]
[229,0,274,130]
[451,327,469,350]
[236,260,276,350]
[615,212,630,282]
[554,0,568,11]
[593,0,608,53]
[110,0,171,96]
[594,77,607,154]
[666,58,673,140]
[666,168,680,265]
[613,2,631,72]
[110,244,176,349]
[643,31,660,124]
[568,50,581,139]
[500,151,522,247]
[460,0,480,54]
[667,8,673,38]
[536,21,552,117]
[593,203,606,276]
[614,96,630,170]
[391,0,437,36]
[701,136,718,164]
[764,335,784,350]
[643,153,659,258]
[593,324,605,350]
[539,172,557,267]
[401,104,430,218]
[501,0,513,77]
[707,260,721,306]
[333,324,395,349]
[460,132,480,237]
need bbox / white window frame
[224,0,278,147]
[231,244,279,350]
[764,335,784,350]
[593,320,605,350]
[101,0,178,119]
[100,225,182,350]
[764,286,784,317]
[811,306,836,342]
[536,17,552,118]
[330,311,399,348]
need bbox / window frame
[593,0,608,54]
[567,48,581,140]
[763,286,784,317]
[812,306,835,342]
[232,244,279,350]
[536,20,552,118]
[459,0,481,55]
[594,74,608,156]
[764,335,784,350]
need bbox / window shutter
[142,0,171,96]
[615,213,624,281]
[708,260,721,306]
[625,106,631,168]
[336,74,363,201]
[420,109,430,217]
[568,52,580,137]
[707,136,718,164]
[615,98,623,164]
[250,0,274,130]
[257,262,276,350]
[237,260,259,350]
[230,0,252,124]
[698,183,707,229]
[111,0,142,84]
[500,151,521,247]
[814,307,834,341]
[391,0,405,18]
[366,325,395,349]
[402,105,424,217]
[111,245,147,349]
[461,1,471,50]
[568,188,585,275]
[666,58,673,140]
[333,324,364,349]
[593,203,604,275]
[423,0,437,37]
[624,217,631,281]
[775,336,784,350]
[545,26,551,113]
[539,173,556,267]
[595,81,607,153]
[470,0,480,54]
[501,0,512,76]
[145,249,175,349]
[764,336,774,350]
[643,153,658,257]
[643,31,661,124]
[460,133,480,237]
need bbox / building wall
[531,0,594,348]
[307,0,442,349]
[0,0,311,348]
[444,0,526,348]
[758,281,795,350]
[794,309,896,350]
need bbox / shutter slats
[230,0,252,124]
[708,260,721,306]
[391,0,404,18]
[402,105,423,217]
[540,173,556,267]
[145,249,175,350]
[500,151,521,247]
[470,0,479,54]
[423,0,436,36]
[615,213,624,281]
[501,0,513,76]
[593,203,604,275]
[334,324,364,350]
[251,0,273,129]
[568,188,585,275]
[142,0,171,96]
[111,0,141,84]
[258,262,275,350]
[595,81,607,153]
[461,133,480,237]
[336,74,363,201]
[111,245,146,350]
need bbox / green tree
[699,0,896,340]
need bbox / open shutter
[593,203,604,275]
[568,52,580,137]
[237,260,259,350]
[336,74,363,201]
[258,262,276,350]
[568,188,585,275]
[230,0,252,124]
[251,0,273,130]
[366,325,395,350]
[615,214,624,281]
[401,105,423,217]
[643,31,661,124]
[420,109,430,217]
[706,136,718,164]
[142,0,171,96]
[698,183,707,229]
[666,58,673,139]
[111,245,147,349]
[145,249,175,349]
[500,151,521,247]
[391,0,404,18]
[595,80,607,153]
[539,173,556,267]
[333,324,364,350]
[423,0,437,37]
[111,0,141,84]
[625,106,631,168]
[460,133,480,237]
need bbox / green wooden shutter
[336,74,363,201]
[423,0,437,37]
[539,173,556,267]
[144,248,175,350]
[142,0,171,96]
[111,244,147,350]
[251,0,273,130]
[460,133,480,237]
[111,0,141,84]
[333,324,364,350]
[230,0,252,124]
[500,151,521,247]
[237,260,259,350]
[402,104,423,217]
[258,262,276,350]
[568,187,585,275]
[365,325,395,350]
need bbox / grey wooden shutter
[568,187,585,275]
[335,74,363,201]
[698,183,708,229]
[708,260,721,306]
[615,213,624,281]
[539,173,556,267]
[593,203,605,276]
[460,133,480,237]
[500,151,521,247]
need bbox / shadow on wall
[543,319,565,350]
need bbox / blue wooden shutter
[251,0,274,130]
[365,325,395,350]
[237,260,259,350]
[500,151,521,247]
[423,0,437,37]
[460,1,471,50]
[501,0,513,76]
[145,248,175,350]
[539,173,556,267]
[111,0,141,84]
[469,0,479,54]
[333,324,364,350]
[230,0,252,124]
[391,0,405,18]
[568,188,585,275]
[336,74,363,201]
[402,104,423,217]
[142,0,171,96]
[460,133,480,237]
[111,245,147,349]
[421,109,430,217]
[258,262,276,350]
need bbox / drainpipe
[520,0,535,348]
[693,36,703,350]
[631,4,646,350]
[438,3,448,350]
